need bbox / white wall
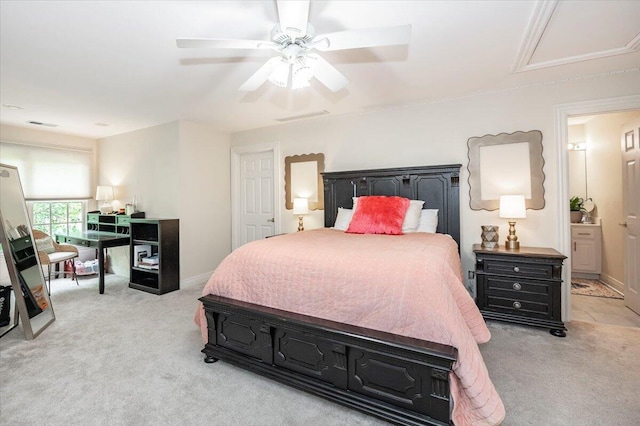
[178,121,231,284]
[98,120,231,282]
[98,121,180,217]
[231,70,640,296]
[584,111,640,288]
[0,124,98,150]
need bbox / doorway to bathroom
[566,110,640,328]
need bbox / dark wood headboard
[322,164,461,248]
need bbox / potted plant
[569,196,584,223]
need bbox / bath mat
[571,278,623,299]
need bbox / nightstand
[473,244,567,337]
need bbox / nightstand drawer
[485,276,550,296]
[485,296,551,318]
[483,260,552,280]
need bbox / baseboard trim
[599,273,624,294]
[572,272,600,280]
[181,271,213,289]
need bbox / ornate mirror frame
[284,153,325,211]
[467,130,545,211]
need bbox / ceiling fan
[176,0,411,92]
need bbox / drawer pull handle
[513,283,522,291]
[578,232,590,235]
[513,301,521,309]
[513,266,520,273]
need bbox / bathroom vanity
[571,222,602,278]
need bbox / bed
[196,164,504,425]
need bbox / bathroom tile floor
[571,293,640,328]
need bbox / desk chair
[32,229,78,292]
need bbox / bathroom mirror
[0,163,55,339]
[285,153,325,211]
[568,149,587,200]
[467,130,546,211]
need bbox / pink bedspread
[196,229,504,425]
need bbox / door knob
[267,218,275,223]
[618,221,628,227]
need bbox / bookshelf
[129,218,179,295]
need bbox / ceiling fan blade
[313,24,411,52]
[176,38,277,50]
[276,0,310,39]
[306,54,348,92]
[238,57,281,91]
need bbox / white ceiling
[1,0,639,139]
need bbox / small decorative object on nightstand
[474,244,567,337]
[480,225,499,248]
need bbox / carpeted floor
[571,278,623,299]
[1,275,639,425]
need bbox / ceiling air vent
[26,120,58,127]
[275,110,329,122]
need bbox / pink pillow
[346,196,410,235]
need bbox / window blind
[0,142,93,199]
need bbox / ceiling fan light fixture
[268,59,290,88]
[177,1,411,93]
[291,59,313,90]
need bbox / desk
[55,231,130,294]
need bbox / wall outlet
[468,270,475,279]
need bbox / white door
[622,118,640,314]
[238,150,275,247]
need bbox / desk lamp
[96,186,114,214]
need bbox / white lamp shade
[499,195,526,219]
[95,185,114,201]
[292,198,309,215]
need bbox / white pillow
[402,200,425,233]
[416,209,438,233]
[353,197,424,233]
[35,236,56,254]
[332,208,353,231]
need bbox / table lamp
[293,198,309,231]
[499,195,526,250]
[96,185,114,214]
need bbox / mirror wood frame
[467,130,546,211]
[0,163,55,340]
[284,153,325,211]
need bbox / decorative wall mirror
[0,163,55,339]
[284,153,325,210]
[568,148,587,200]
[467,130,545,211]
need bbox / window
[29,201,86,236]
[0,141,93,199]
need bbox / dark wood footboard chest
[474,244,567,337]
[199,294,457,426]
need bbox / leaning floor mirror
[0,163,55,339]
